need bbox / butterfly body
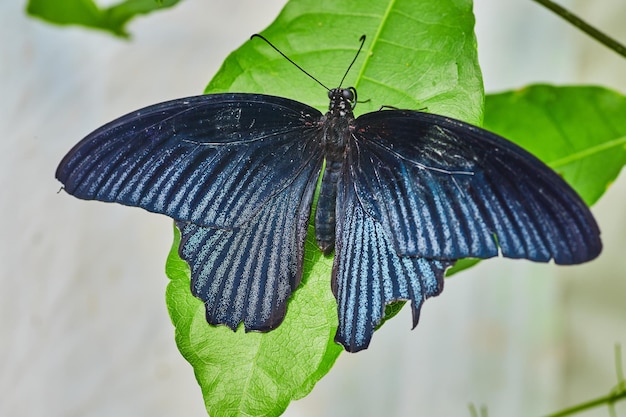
[315,88,358,255]
[57,88,601,352]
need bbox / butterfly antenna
[251,34,330,91]
[338,35,366,87]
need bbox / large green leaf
[166,0,481,416]
[484,85,626,205]
[166,224,340,417]
[26,0,180,38]
[206,0,483,123]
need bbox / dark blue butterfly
[56,37,601,352]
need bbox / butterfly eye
[342,88,354,101]
[327,90,334,99]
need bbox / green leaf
[484,85,626,205]
[26,0,180,38]
[206,0,483,124]
[166,224,341,417]
[166,0,481,416]
[446,258,481,276]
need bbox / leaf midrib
[353,0,397,90]
[549,135,626,168]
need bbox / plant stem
[542,388,626,417]
[532,0,626,58]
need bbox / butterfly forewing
[350,110,602,264]
[56,94,324,228]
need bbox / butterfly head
[328,87,357,117]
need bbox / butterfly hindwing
[332,165,453,352]
[177,154,321,332]
[351,110,601,265]
[56,93,324,228]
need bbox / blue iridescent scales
[56,88,601,352]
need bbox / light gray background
[2,1,625,416]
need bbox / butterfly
[56,35,602,352]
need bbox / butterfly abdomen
[315,158,342,255]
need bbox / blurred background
[1,0,625,416]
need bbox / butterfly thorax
[314,87,357,255]
[321,87,356,154]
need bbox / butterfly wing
[350,110,602,265]
[56,93,324,228]
[332,109,602,351]
[177,154,319,331]
[57,93,324,332]
[333,175,453,351]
